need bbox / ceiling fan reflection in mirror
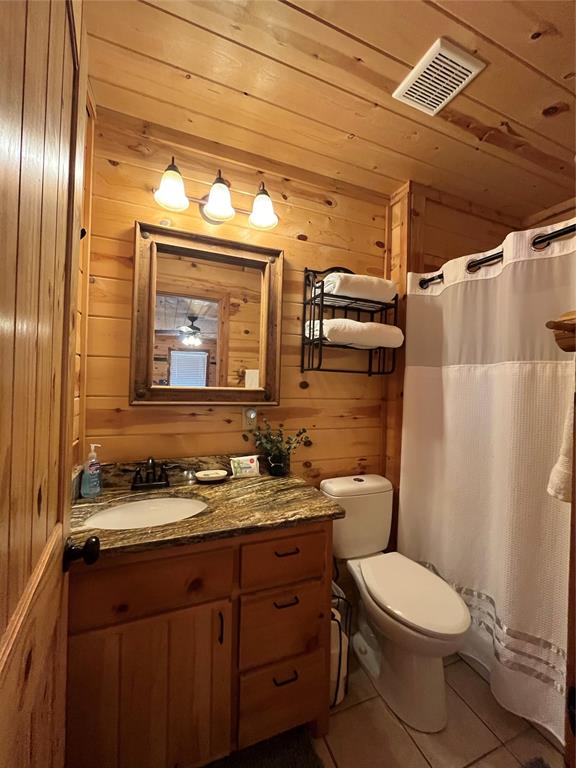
[156,314,203,347]
[178,315,203,347]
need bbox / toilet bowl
[321,475,471,733]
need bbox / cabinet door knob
[63,536,100,572]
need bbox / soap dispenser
[81,444,103,499]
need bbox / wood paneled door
[0,1,87,765]
[67,601,233,768]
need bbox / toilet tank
[320,475,393,559]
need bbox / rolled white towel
[305,318,404,349]
[322,272,397,303]
[547,397,573,503]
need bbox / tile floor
[314,655,565,768]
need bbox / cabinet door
[67,601,232,768]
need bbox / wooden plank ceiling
[86,0,575,220]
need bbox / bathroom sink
[83,497,207,530]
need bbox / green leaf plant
[242,418,311,460]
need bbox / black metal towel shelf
[300,267,399,376]
[419,222,576,290]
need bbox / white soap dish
[195,469,228,484]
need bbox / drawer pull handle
[273,596,300,610]
[274,546,300,558]
[218,611,224,645]
[273,670,299,687]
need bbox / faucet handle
[145,456,156,483]
[131,467,143,488]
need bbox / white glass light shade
[203,170,235,221]
[181,334,202,347]
[249,183,278,230]
[153,158,189,212]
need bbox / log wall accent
[85,110,389,485]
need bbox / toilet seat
[359,552,470,640]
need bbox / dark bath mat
[208,727,325,768]
[524,760,552,768]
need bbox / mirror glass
[152,251,262,389]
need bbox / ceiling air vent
[393,38,485,116]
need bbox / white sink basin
[84,497,207,530]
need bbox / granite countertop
[70,472,344,556]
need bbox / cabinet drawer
[239,581,326,671]
[69,548,234,633]
[238,650,325,748]
[240,531,326,591]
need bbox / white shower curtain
[398,218,575,741]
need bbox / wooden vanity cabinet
[66,521,332,768]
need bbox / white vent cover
[393,39,485,115]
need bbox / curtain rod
[418,222,576,290]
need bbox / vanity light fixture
[249,182,279,230]
[153,157,190,212]
[153,160,279,229]
[202,169,235,222]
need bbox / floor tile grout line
[321,735,339,768]
[528,725,565,756]
[328,691,379,719]
[502,744,523,766]
[444,674,510,746]
[461,743,513,768]
[330,678,435,768]
[456,658,560,754]
[368,685,436,768]
[396,718,435,768]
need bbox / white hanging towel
[548,397,574,502]
[322,272,397,303]
[305,318,404,349]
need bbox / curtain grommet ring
[466,259,481,274]
[531,237,551,252]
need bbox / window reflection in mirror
[153,252,262,389]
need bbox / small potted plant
[243,419,310,477]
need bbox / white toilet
[321,474,471,733]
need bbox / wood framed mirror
[131,223,283,405]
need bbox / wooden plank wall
[84,109,389,485]
[522,198,576,229]
[73,101,95,468]
[409,182,521,275]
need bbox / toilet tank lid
[320,474,392,497]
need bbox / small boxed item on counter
[230,455,260,478]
